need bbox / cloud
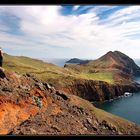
[72,5,80,11]
[0,6,140,59]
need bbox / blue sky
[0,5,140,59]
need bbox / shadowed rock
[0,68,6,79]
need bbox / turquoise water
[96,59,140,125]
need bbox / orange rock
[0,87,48,134]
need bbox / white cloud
[73,5,80,11]
[0,6,140,59]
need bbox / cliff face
[113,51,140,76]
[50,78,140,102]
[0,69,140,135]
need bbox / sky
[0,5,140,59]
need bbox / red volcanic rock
[0,71,48,134]
[0,71,140,135]
[0,87,48,134]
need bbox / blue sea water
[96,59,140,125]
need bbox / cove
[95,92,140,124]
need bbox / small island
[66,58,89,64]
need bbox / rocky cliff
[48,77,140,102]
[0,69,140,135]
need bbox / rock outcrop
[0,70,140,135]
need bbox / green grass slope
[3,53,115,84]
[3,53,77,81]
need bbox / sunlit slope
[3,53,78,80]
[3,53,115,84]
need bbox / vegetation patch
[80,72,114,84]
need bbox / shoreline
[92,93,135,107]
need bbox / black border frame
[0,0,140,139]
[0,0,140,5]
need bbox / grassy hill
[65,51,140,84]
[4,51,138,85]
[3,53,114,84]
[3,53,77,80]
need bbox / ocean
[43,58,70,67]
[96,59,140,125]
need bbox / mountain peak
[99,50,131,62]
[106,51,113,55]
[99,51,118,61]
[86,51,140,76]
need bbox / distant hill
[64,51,140,85]
[85,51,140,76]
[66,58,89,64]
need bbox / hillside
[63,51,140,101]
[3,53,78,81]
[3,52,140,102]
[65,51,140,84]
[4,53,113,83]
[3,53,115,84]
[0,69,140,135]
